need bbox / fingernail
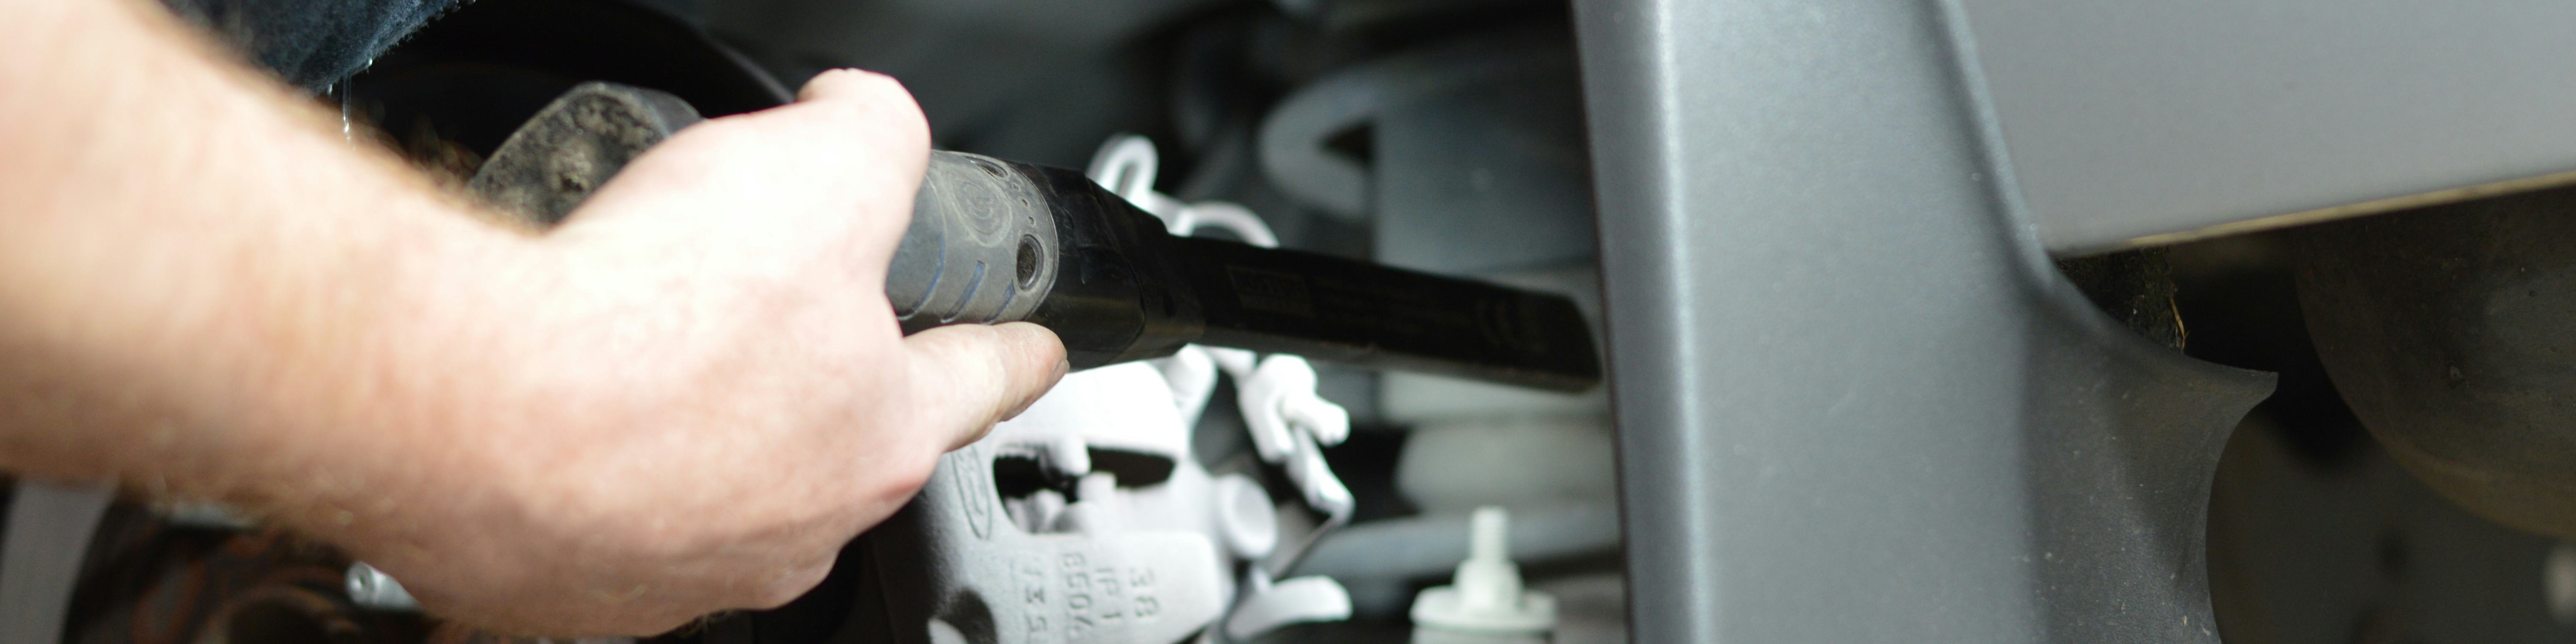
[1055,358,1072,381]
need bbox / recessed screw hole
[1015,236,1041,288]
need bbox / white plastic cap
[1409,507,1557,634]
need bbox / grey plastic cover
[1574,0,2277,641]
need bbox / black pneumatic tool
[467,82,1602,391]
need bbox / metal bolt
[2548,541,2576,625]
[345,563,420,611]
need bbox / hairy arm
[0,0,1064,635]
[0,0,505,506]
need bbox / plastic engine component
[1409,507,1556,641]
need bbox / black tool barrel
[1010,166,1208,369]
[1171,239,1602,392]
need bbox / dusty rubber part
[2294,186,2576,537]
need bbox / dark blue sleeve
[159,0,464,90]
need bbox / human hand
[0,0,1058,633]
[326,69,1067,635]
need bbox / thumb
[903,322,1070,450]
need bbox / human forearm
[0,0,516,521]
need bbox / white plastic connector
[1156,346,1222,426]
[1409,507,1556,635]
[1225,570,1354,640]
[1086,134,1187,220]
[1212,474,1281,560]
[1241,355,1351,458]
[1055,472,1124,535]
[1079,135,1360,641]
[1086,134,1282,248]
[1229,355,1355,519]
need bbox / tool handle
[462,83,1600,389]
[465,82,1059,334]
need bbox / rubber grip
[886,152,1059,332]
